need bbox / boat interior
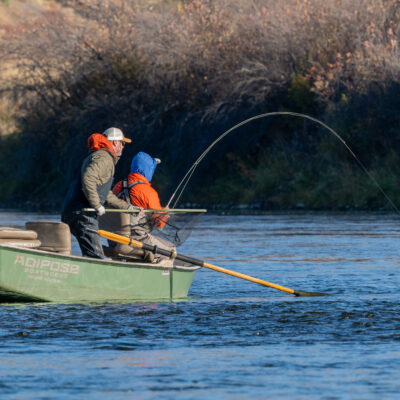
[0,213,199,270]
[0,213,155,264]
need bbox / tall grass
[0,0,400,209]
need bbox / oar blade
[293,290,330,297]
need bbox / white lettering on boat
[50,262,60,271]
[25,257,37,268]
[14,256,25,266]
[14,255,80,280]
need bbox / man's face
[113,140,125,157]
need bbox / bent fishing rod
[166,111,400,215]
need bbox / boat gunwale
[0,244,201,272]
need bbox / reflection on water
[1,210,400,399]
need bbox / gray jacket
[81,150,129,210]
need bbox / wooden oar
[96,229,329,297]
[82,208,206,214]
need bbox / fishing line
[167,111,400,214]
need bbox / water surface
[1,211,400,399]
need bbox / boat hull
[0,245,199,302]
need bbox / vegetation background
[1,0,400,211]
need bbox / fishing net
[131,210,205,247]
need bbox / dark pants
[62,212,105,259]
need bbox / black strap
[117,179,146,205]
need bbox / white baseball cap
[103,127,132,143]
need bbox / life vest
[116,179,146,205]
[114,179,154,233]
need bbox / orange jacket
[113,172,167,228]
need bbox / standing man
[61,127,138,259]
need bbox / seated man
[111,152,175,262]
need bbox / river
[1,210,400,399]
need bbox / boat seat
[0,227,38,240]
[0,238,42,248]
[99,212,145,260]
[0,226,41,248]
[25,221,71,255]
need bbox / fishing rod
[166,111,400,215]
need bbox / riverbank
[1,0,400,209]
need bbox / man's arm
[105,191,131,209]
[81,156,103,209]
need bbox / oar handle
[97,229,204,262]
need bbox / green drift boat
[0,244,199,302]
[0,221,200,303]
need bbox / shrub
[1,0,400,209]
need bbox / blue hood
[130,152,158,182]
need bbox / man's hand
[155,206,169,229]
[128,205,144,214]
[95,206,106,216]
